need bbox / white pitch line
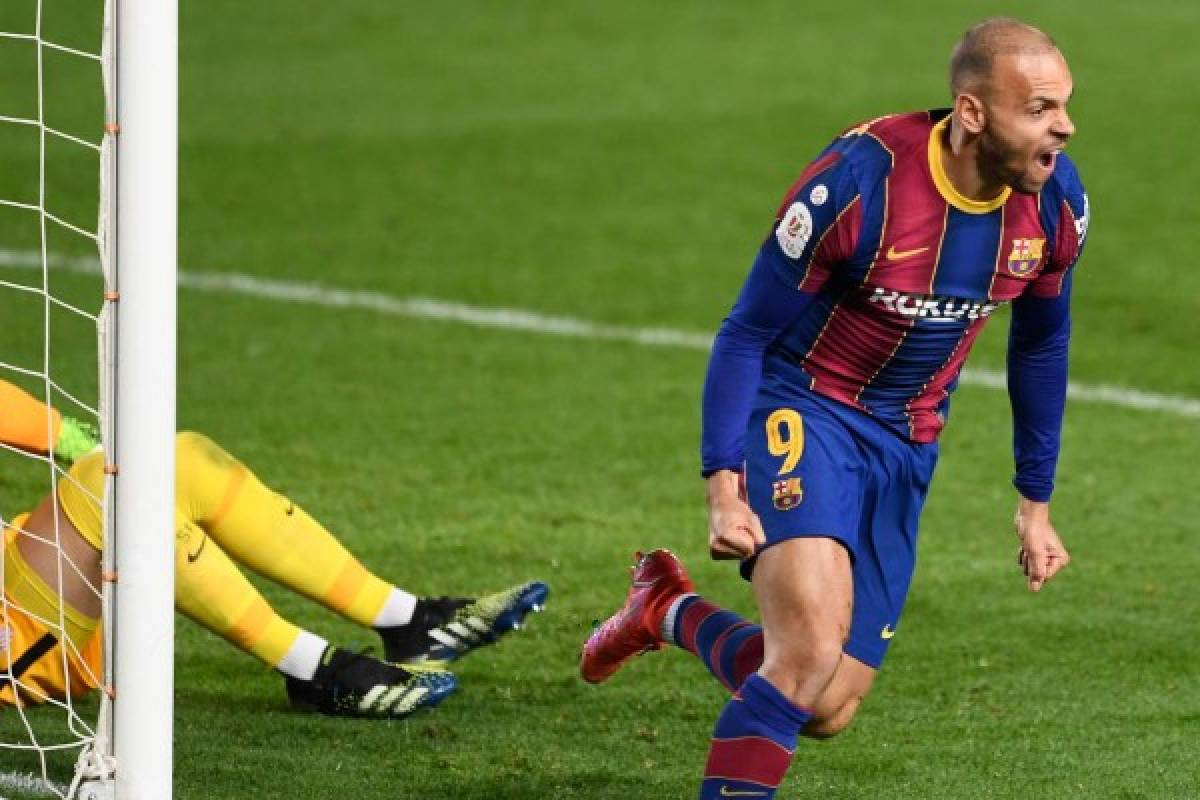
[0,769,68,798]
[1,249,1198,420]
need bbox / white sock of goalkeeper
[371,589,418,627]
[276,630,329,680]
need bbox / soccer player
[1,383,548,716]
[582,18,1087,798]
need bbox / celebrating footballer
[583,17,1088,799]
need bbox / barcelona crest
[1006,237,1045,277]
[772,477,804,511]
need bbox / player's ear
[954,92,987,135]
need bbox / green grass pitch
[1,1,1199,798]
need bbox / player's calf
[802,699,862,739]
[800,653,877,739]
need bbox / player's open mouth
[1036,149,1060,171]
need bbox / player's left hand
[1014,497,1070,592]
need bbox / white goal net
[1,1,175,797]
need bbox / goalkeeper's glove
[55,416,100,464]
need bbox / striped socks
[664,596,806,797]
[668,595,764,693]
[699,674,811,799]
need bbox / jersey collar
[928,115,1010,214]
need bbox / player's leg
[696,396,877,799]
[674,608,874,739]
[665,608,876,737]
[751,537,852,706]
[800,429,938,736]
[581,547,877,736]
[696,537,850,799]
[37,446,452,718]
[667,591,764,692]
[174,511,455,717]
[583,396,861,705]
[581,547,771,691]
[173,431,546,663]
[802,654,876,738]
[173,431,408,628]
[585,427,925,760]
[48,445,305,674]
[172,510,308,674]
[663,583,872,724]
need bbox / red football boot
[580,549,695,684]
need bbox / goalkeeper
[0,380,548,717]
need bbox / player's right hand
[1014,496,1070,592]
[705,470,765,560]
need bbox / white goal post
[82,0,177,797]
[107,0,177,797]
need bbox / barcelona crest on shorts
[772,477,804,511]
[1006,237,1045,277]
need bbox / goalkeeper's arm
[0,379,99,463]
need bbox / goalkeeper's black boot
[285,646,456,718]
[377,581,549,665]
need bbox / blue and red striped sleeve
[700,149,862,476]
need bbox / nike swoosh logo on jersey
[886,245,929,260]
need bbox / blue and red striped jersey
[756,109,1089,443]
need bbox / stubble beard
[976,126,1040,195]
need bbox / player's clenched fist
[1014,497,1071,592]
[706,470,765,560]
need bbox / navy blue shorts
[740,388,938,669]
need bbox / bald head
[949,18,1058,97]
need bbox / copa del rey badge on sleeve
[775,201,813,259]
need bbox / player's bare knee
[761,639,844,707]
